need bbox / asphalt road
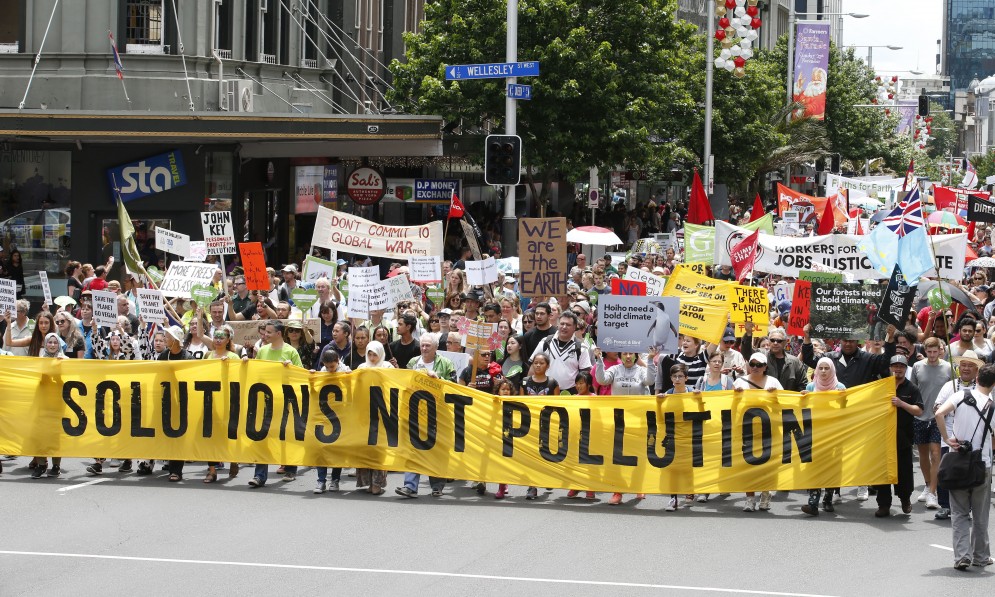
[0,457,991,597]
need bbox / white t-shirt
[946,389,993,466]
[733,375,784,391]
[934,378,977,448]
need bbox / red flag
[855,217,865,235]
[448,189,465,219]
[749,194,764,222]
[688,170,714,225]
[968,220,976,241]
[902,159,915,192]
[817,198,835,235]
[730,229,759,282]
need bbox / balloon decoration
[913,114,932,151]
[714,0,761,77]
[927,286,952,310]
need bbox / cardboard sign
[773,281,794,305]
[155,227,190,258]
[808,283,885,340]
[311,206,443,259]
[188,241,208,262]
[0,278,16,316]
[786,280,811,337]
[239,242,269,291]
[90,290,119,327]
[729,285,768,325]
[518,217,567,297]
[229,319,320,348]
[624,268,667,296]
[302,254,337,284]
[386,275,414,305]
[136,288,166,324]
[201,211,236,255]
[465,257,498,286]
[38,271,52,306]
[290,288,319,311]
[610,278,647,296]
[346,266,381,320]
[465,321,499,352]
[160,261,219,299]
[598,295,679,353]
[408,256,442,283]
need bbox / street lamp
[851,44,903,68]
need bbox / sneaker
[395,486,417,498]
[431,490,443,497]
[31,465,46,479]
[608,493,623,505]
[934,507,951,520]
[682,495,694,507]
[276,466,286,474]
[584,492,596,500]
[136,461,153,476]
[856,486,869,501]
[525,487,538,500]
[86,463,102,475]
[973,557,994,567]
[494,484,508,499]
[108,459,122,468]
[954,556,972,571]
[665,497,678,512]
[118,460,133,473]
[758,491,772,511]
[46,466,61,478]
[566,490,581,498]
[917,486,930,502]
[282,473,296,482]
[314,481,326,494]
[925,493,939,510]
[696,494,708,503]
[474,482,486,495]
[328,480,339,492]
[743,496,757,512]
[833,491,843,504]
[248,477,263,488]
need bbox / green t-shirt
[256,343,303,367]
[408,354,456,382]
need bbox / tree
[388,0,700,213]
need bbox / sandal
[168,474,182,482]
[228,463,239,479]
[203,471,217,484]
[369,485,385,495]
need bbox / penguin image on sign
[647,299,679,353]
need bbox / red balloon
[885,109,891,116]
[719,17,730,28]
[751,17,762,28]
[746,5,759,16]
[927,127,932,134]
[892,76,899,82]
[871,98,878,104]
[888,93,894,99]
[715,29,726,41]
[733,56,746,68]
[725,0,736,8]
[875,75,881,81]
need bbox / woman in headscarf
[800,357,846,516]
[354,340,393,495]
[29,333,67,479]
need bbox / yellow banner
[677,299,729,344]
[0,359,898,493]
[664,264,736,302]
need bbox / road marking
[929,544,954,552]
[0,550,838,597]
[56,479,110,492]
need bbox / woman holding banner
[354,340,393,495]
[733,353,783,512]
[800,358,846,516]
[27,333,68,479]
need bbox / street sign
[445,61,540,80]
[414,179,460,201]
[507,84,532,100]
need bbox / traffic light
[484,134,521,186]
[918,91,930,117]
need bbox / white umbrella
[849,196,882,210]
[967,257,995,269]
[495,257,520,274]
[566,226,624,246]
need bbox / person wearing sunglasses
[740,326,808,392]
[733,353,784,512]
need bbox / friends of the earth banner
[0,359,898,494]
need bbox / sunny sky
[839,0,944,76]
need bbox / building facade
[942,0,995,97]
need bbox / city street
[0,458,990,596]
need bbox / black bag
[937,389,993,491]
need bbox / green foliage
[972,149,995,183]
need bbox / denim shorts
[913,419,941,445]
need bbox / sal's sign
[107,150,187,203]
[346,167,386,206]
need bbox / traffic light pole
[502,0,519,257]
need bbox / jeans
[403,472,446,493]
[253,464,297,484]
[316,467,342,484]
[875,444,914,509]
[937,446,950,508]
[949,466,992,563]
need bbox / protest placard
[369,280,392,313]
[677,300,727,345]
[160,261,219,299]
[518,218,567,297]
[439,350,471,378]
[239,242,269,291]
[311,206,443,259]
[301,254,337,284]
[808,283,885,340]
[346,265,380,320]
[624,268,667,296]
[188,241,208,262]
[728,285,768,325]
[0,278,16,316]
[201,211,236,255]
[786,281,811,337]
[968,193,995,223]
[408,256,442,283]
[610,278,647,296]
[38,271,52,306]
[385,275,414,306]
[425,284,444,308]
[290,288,319,312]
[663,264,734,303]
[653,232,677,252]
[465,257,498,286]
[90,290,119,327]
[465,321,500,352]
[598,295,679,353]
[136,288,166,324]
[772,281,794,305]
[799,270,843,284]
[190,284,218,309]
[228,319,320,348]
[155,227,190,258]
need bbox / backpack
[937,388,994,491]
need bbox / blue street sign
[414,179,460,201]
[507,84,532,100]
[445,61,540,81]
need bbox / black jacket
[802,341,895,389]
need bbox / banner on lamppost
[792,22,830,121]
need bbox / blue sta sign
[107,150,187,203]
[414,179,460,201]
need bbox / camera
[957,440,973,453]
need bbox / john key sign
[201,211,236,255]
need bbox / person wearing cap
[147,324,196,481]
[931,349,984,520]
[715,328,746,376]
[732,351,783,512]
[461,290,482,320]
[277,264,299,303]
[741,326,808,392]
[872,355,923,518]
